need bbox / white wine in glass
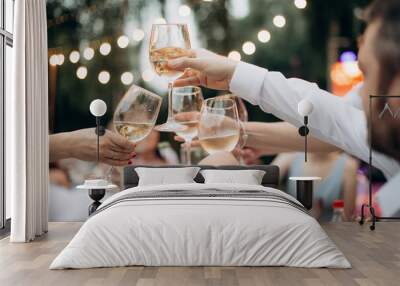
[198,98,241,155]
[216,94,248,164]
[113,85,162,143]
[172,86,203,165]
[104,85,162,182]
[149,23,191,133]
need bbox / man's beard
[370,118,400,162]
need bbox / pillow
[135,167,201,186]
[200,169,266,185]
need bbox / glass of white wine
[216,94,248,164]
[172,86,203,165]
[104,85,162,183]
[149,23,192,133]
[113,85,162,142]
[198,98,241,155]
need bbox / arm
[229,62,399,178]
[244,121,339,155]
[271,153,297,181]
[50,128,136,166]
[169,51,399,177]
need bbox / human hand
[67,128,136,166]
[168,48,238,90]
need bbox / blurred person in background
[133,130,166,166]
[168,0,400,213]
[273,152,358,221]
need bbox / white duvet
[50,183,351,269]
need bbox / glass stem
[186,140,192,165]
[167,81,174,121]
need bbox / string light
[132,28,145,42]
[98,71,110,84]
[257,30,271,43]
[99,42,111,56]
[142,69,155,82]
[294,0,307,9]
[76,66,88,79]
[57,54,65,65]
[179,5,191,17]
[242,41,256,55]
[121,72,134,85]
[69,51,80,63]
[273,15,286,28]
[83,47,95,60]
[154,18,167,24]
[117,35,130,48]
[49,55,59,66]
[228,51,241,61]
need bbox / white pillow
[200,169,266,185]
[135,167,201,186]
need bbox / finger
[168,57,206,72]
[104,149,134,161]
[108,133,136,152]
[174,77,201,87]
[174,135,185,142]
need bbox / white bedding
[50,183,351,269]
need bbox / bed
[50,165,350,269]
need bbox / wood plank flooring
[0,222,399,286]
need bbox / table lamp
[77,99,117,215]
[297,99,314,162]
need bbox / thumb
[168,57,206,71]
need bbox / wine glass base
[155,121,186,133]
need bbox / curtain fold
[8,0,49,242]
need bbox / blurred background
[47,0,383,222]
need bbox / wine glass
[198,98,241,155]
[172,86,204,165]
[149,23,191,133]
[216,94,248,164]
[105,85,162,182]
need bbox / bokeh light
[117,35,130,48]
[49,55,59,66]
[57,54,65,65]
[340,51,357,63]
[273,15,286,28]
[179,5,191,17]
[257,30,271,43]
[294,0,307,9]
[76,66,88,79]
[228,51,241,61]
[69,51,80,63]
[121,72,134,85]
[99,42,111,56]
[98,71,110,84]
[83,47,95,60]
[242,41,256,55]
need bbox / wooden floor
[0,222,399,286]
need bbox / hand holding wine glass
[149,23,192,132]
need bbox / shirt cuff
[229,61,267,105]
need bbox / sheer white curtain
[7,0,49,242]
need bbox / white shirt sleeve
[229,61,399,178]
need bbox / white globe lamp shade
[90,99,107,117]
[298,99,314,116]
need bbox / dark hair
[365,0,400,95]
[365,0,400,162]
